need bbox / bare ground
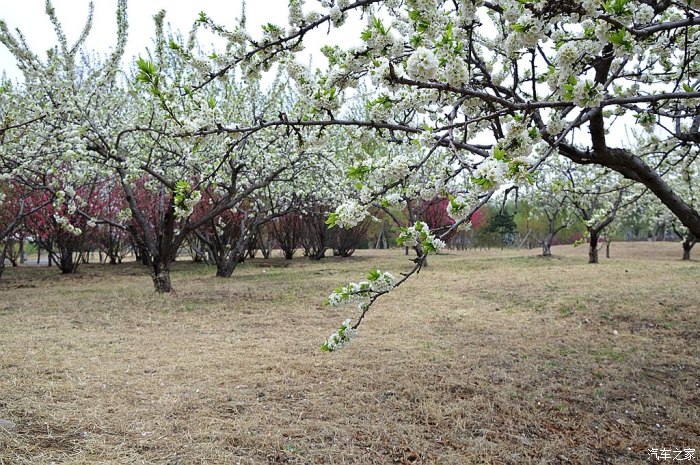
[0,242,698,464]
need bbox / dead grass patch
[0,242,698,464]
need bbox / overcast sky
[0,0,362,80]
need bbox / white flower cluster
[500,123,536,158]
[369,269,396,293]
[322,319,356,352]
[174,190,202,221]
[397,221,446,253]
[406,47,439,81]
[631,3,655,25]
[288,0,304,27]
[473,158,507,188]
[586,203,615,228]
[546,112,567,135]
[116,208,132,222]
[572,79,604,108]
[332,200,369,229]
[556,42,580,69]
[503,10,548,57]
[445,59,468,87]
[446,195,470,221]
[328,269,396,308]
[53,213,82,236]
[329,6,346,27]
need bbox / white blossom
[407,47,439,81]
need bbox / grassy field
[0,242,698,464]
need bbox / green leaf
[440,21,454,46]
[373,16,387,35]
[135,57,157,84]
[325,212,338,228]
[367,269,381,281]
[472,176,496,189]
[421,239,437,254]
[493,146,506,161]
[347,164,371,179]
[603,0,630,15]
[174,179,191,207]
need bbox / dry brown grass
[0,242,698,464]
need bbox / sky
[0,0,363,80]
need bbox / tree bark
[589,230,600,264]
[542,240,552,257]
[215,257,240,277]
[682,237,695,260]
[0,242,6,281]
[152,265,173,293]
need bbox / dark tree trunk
[152,264,173,293]
[215,256,240,278]
[542,240,552,257]
[140,247,150,266]
[308,248,326,260]
[257,232,272,259]
[542,229,557,257]
[18,239,25,264]
[606,241,612,259]
[0,242,6,280]
[682,238,695,260]
[199,224,255,279]
[54,244,81,274]
[589,230,600,264]
[59,252,75,274]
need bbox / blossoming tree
[150,0,696,346]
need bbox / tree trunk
[207,235,251,278]
[151,260,173,293]
[59,250,76,274]
[0,242,6,281]
[682,238,695,260]
[18,239,25,264]
[216,261,233,277]
[542,233,554,257]
[308,248,326,260]
[606,241,612,259]
[542,240,552,257]
[215,258,239,278]
[589,230,599,264]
